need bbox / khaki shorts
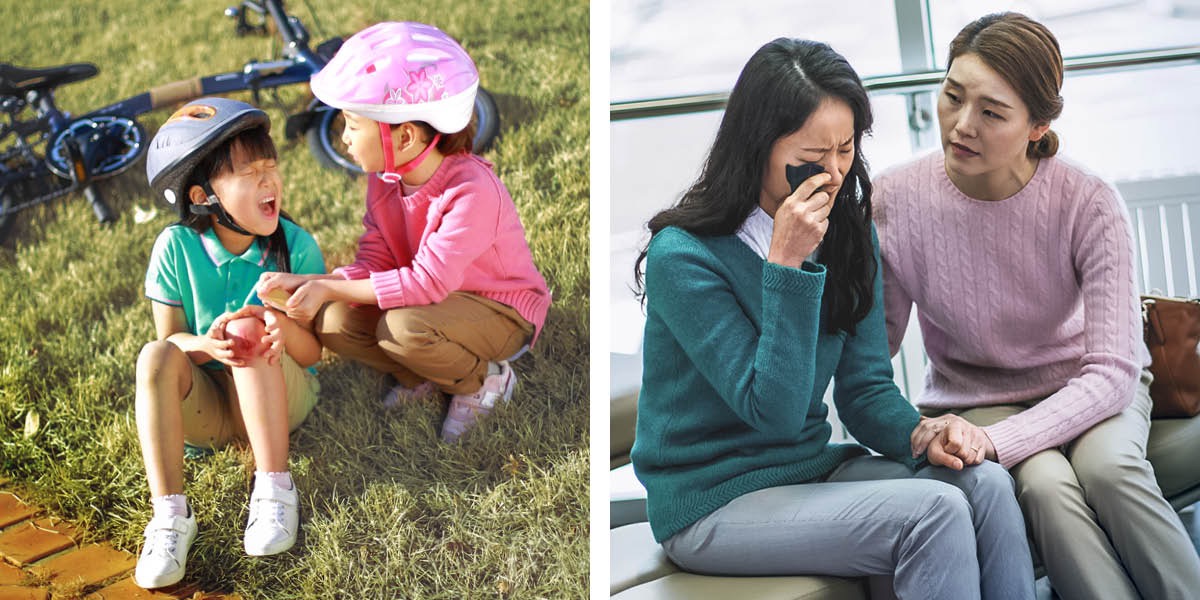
[181,353,319,449]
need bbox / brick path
[0,480,239,600]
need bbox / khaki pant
[315,292,533,395]
[926,369,1200,600]
[182,353,319,449]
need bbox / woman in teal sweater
[631,39,1034,600]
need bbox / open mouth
[258,195,278,217]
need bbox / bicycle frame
[88,0,326,122]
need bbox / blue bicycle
[0,0,501,243]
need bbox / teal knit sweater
[632,225,923,543]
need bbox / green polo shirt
[144,221,325,366]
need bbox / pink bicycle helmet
[311,21,479,133]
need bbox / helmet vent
[166,104,217,124]
[407,51,446,64]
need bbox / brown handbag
[1142,295,1200,418]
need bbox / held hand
[940,422,997,465]
[260,309,286,367]
[911,415,950,458]
[926,435,965,470]
[767,172,834,268]
[912,415,997,466]
[257,272,309,308]
[285,279,329,322]
[205,311,249,368]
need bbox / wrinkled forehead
[788,97,855,147]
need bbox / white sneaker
[244,477,299,556]
[134,512,197,589]
[441,361,516,443]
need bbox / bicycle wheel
[472,86,500,154]
[306,107,363,176]
[0,182,16,243]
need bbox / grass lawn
[0,1,588,598]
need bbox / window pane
[1054,64,1200,181]
[927,1,1200,67]
[611,0,901,102]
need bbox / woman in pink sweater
[257,22,550,443]
[873,12,1200,600]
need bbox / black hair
[634,38,877,335]
[180,126,294,273]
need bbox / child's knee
[226,316,267,359]
[137,340,188,381]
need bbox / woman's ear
[1029,122,1051,142]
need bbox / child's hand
[257,272,308,309]
[261,309,286,366]
[285,280,330,322]
[206,311,252,368]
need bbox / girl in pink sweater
[257,22,550,443]
[874,13,1200,599]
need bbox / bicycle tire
[305,86,502,176]
[472,86,500,153]
[306,107,362,175]
[0,182,16,244]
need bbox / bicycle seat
[0,62,98,96]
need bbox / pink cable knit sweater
[874,150,1149,468]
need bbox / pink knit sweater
[335,152,551,342]
[874,150,1149,468]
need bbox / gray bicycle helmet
[146,98,269,222]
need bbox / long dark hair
[180,126,294,273]
[634,38,877,335]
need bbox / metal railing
[610,45,1200,121]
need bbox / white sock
[487,361,502,377]
[151,494,189,519]
[257,470,293,490]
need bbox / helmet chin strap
[377,122,441,184]
[190,182,254,236]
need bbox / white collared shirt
[736,205,775,259]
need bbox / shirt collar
[199,226,268,268]
[736,206,775,260]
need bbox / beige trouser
[927,369,1200,600]
[314,292,534,395]
[182,353,319,449]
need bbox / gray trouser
[662,457,1035,600]
[940,370,1200,600]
